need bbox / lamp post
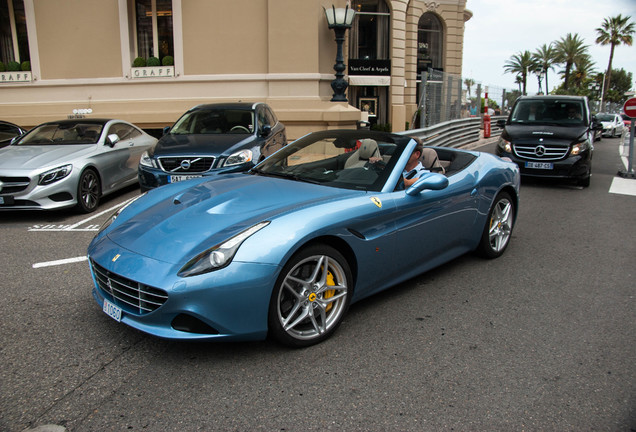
[324,5,355,102]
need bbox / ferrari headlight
[39,164,72,185]
[224,149,253,167]
[139,151,157,168]
[178,221,270,277]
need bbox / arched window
[417,12,443,77]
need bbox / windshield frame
[252,130,412,192]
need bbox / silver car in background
[0,119,156,212]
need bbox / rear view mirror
[406,172,449,196]
[496,119,507,128]
[260,124,272,137]
[106,134,120,147]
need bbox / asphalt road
[1,137,634,431]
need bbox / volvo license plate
[103,299,122,322]
[169,175,202,183]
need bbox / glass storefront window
[134,0,173,62]
[417,12,443,77]
[0,0,29,65]
[350,0,389,60]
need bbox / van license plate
[526,162,553,169]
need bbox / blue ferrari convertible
[88,129,520,347]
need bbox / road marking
[28,197,136,232]
[32,256,88,269]
[611,138,636,197]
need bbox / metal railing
[399,115,506,148]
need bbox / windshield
[253,130,410,192]
[510,99,586,126]
[17,122,103,145]
[170,109,255,135]
[596,114,614,122]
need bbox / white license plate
[169,175,202,183]
[103,299,122,322]
[525,161,553,170]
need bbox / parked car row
[0,102,286,212]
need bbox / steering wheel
[230,125,250,133]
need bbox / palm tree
[554,33,588,91]
[464,78,475,98]
[503,51,533,95]
[595,14,635,108]
[532,43,557,94]
[571,54,596,90]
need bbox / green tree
[503,51,533,95]
[554,33,588,91]
[570,54,596,91]
[464,78,475,98]
[595,14,635,107]
[605,68,634,103]
[532,43,558,94]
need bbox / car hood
[152,134,256,157]
[0,144,96,170]
[503,124,588,143]
[104,174,359,264]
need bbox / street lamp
[324,5,355,102]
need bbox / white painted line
[32,256,88,269]
[609,177,636,197]
[28,196,136,232]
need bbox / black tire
[268,244,352,348]
[476,192,515,259]
[76,169,101,213]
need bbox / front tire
[477,192,515,259]
[76,169,101,213]
[268,244,352,347]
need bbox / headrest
[358,139,378,159]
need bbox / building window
[417,12,443,77]
[133,0,173,62]
[349,0,389,60]
[0,0,29,65]
[348,0,390,126]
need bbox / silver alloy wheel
[488,196,513,252]
[79,170,100,212]
[276,254,348,341]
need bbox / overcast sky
[462,0,636,94]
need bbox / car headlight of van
[224,149,253,167]
[38,164,73,185]
[571,140,590,156]
[139,151,157,168]
[178,221,269,277]
[497,137,512,153]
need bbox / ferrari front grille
[90,259,168,314]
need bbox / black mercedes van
[495,95,602,187]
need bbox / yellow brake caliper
[325,271,335,313]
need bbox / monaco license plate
[169,175,202,183]
[525,161,553,170]
[103,299,122,322]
